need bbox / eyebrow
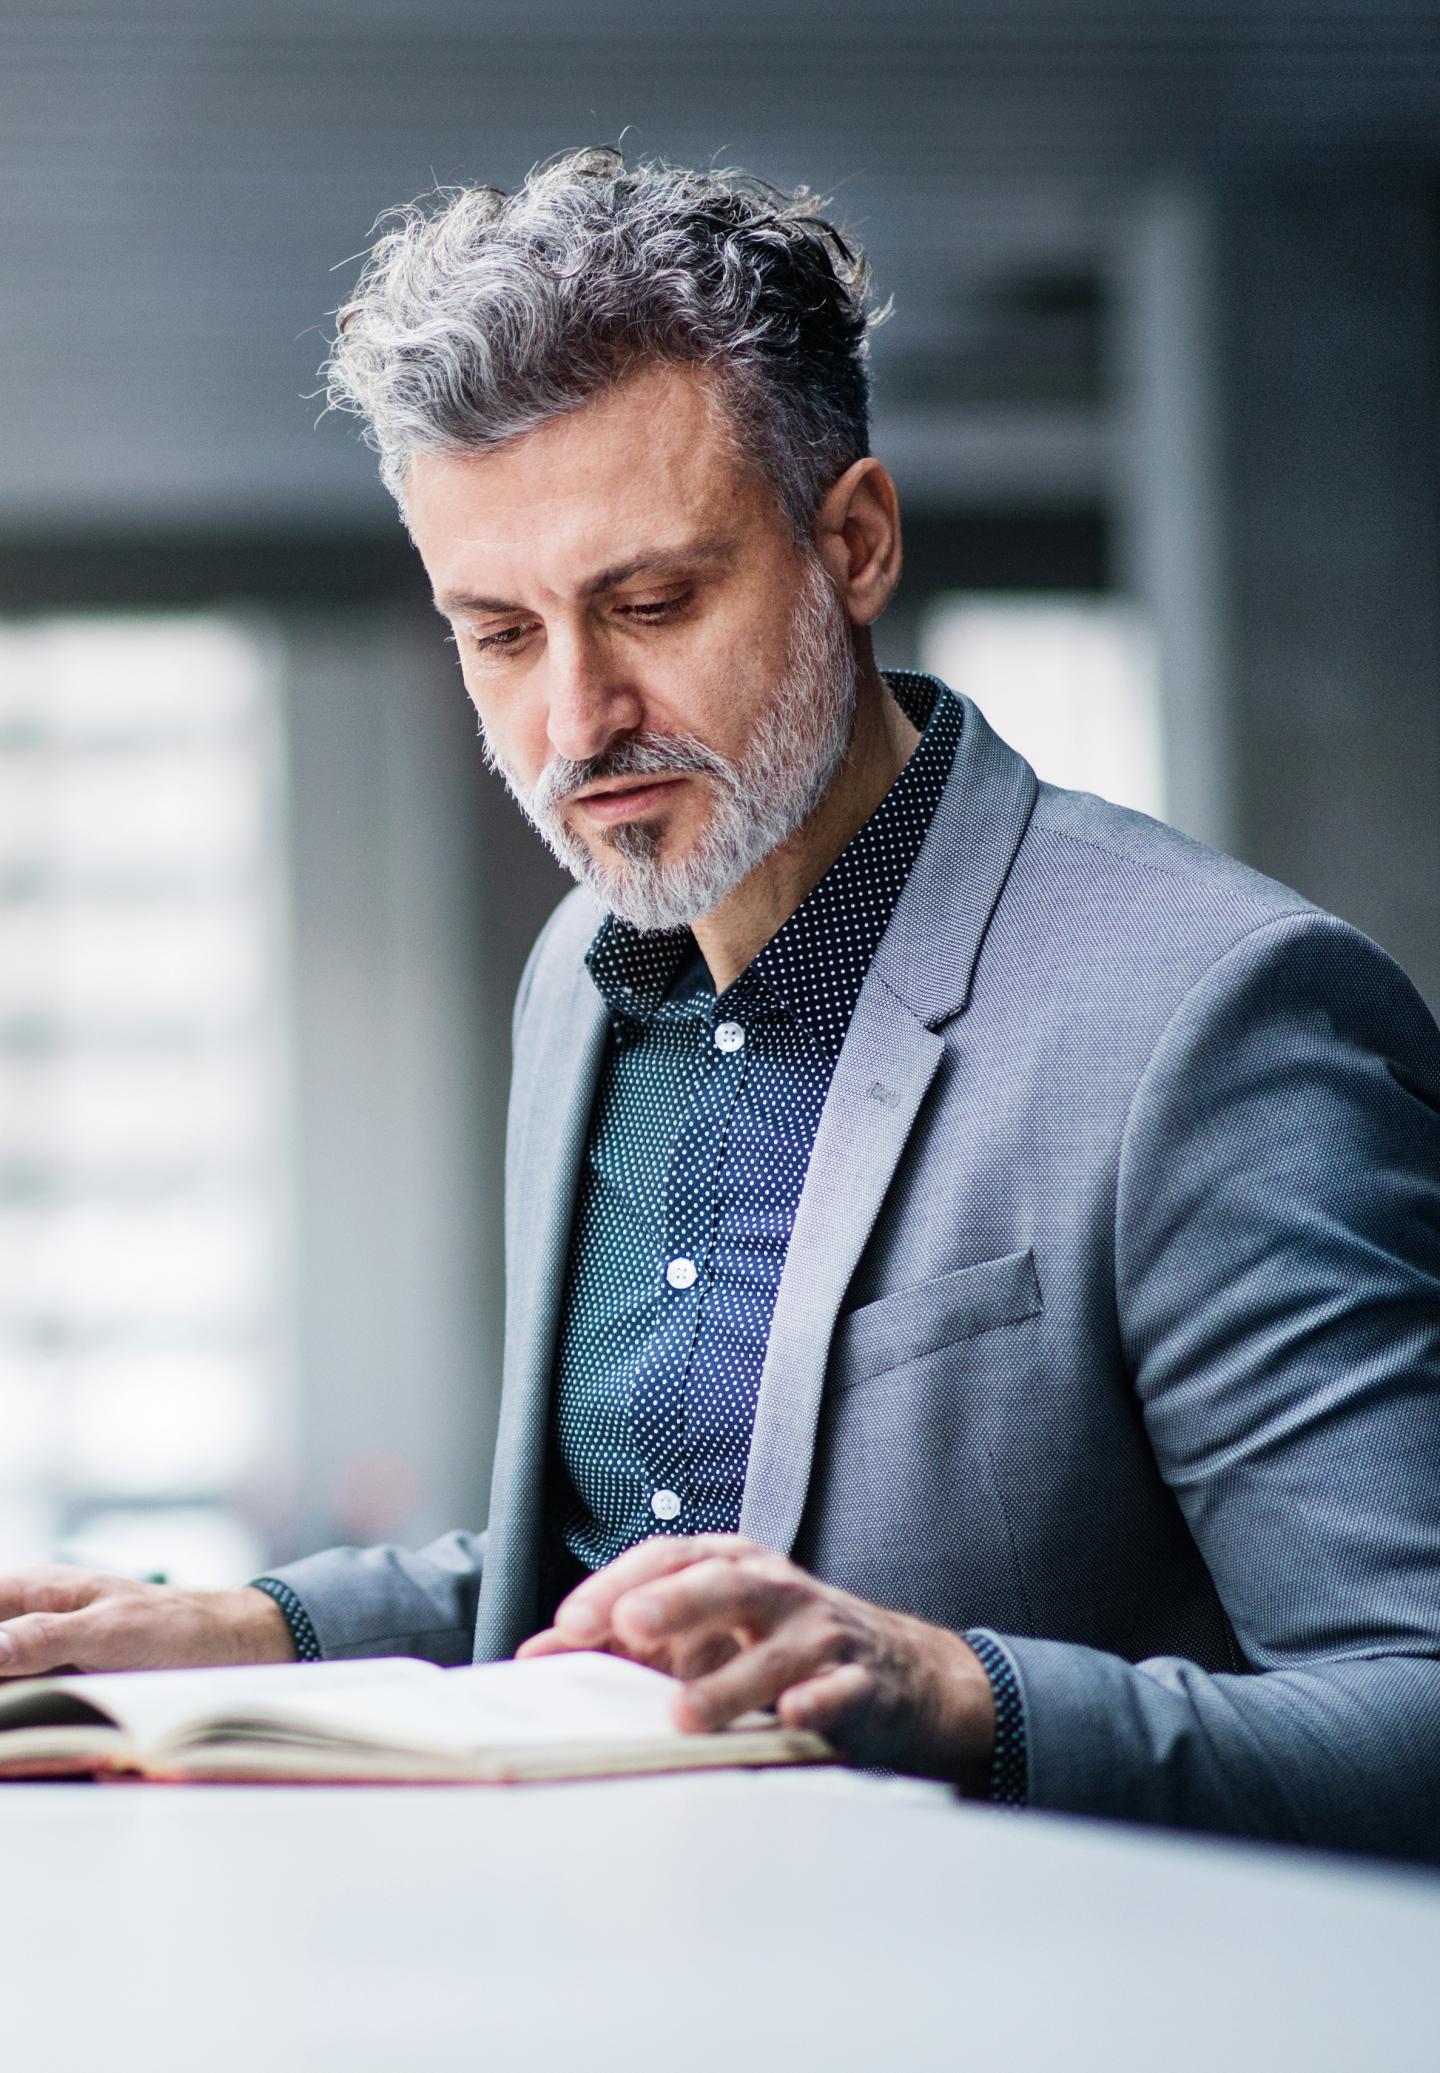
[433,537,736,618]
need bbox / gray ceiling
[2,0,1436,531]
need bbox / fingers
[610,1552,799,1655]
[0,1565,101,1625]
[514,1626,573,1660]
[674,1610,862,1732]
[542,1539,888,1747]
[776,1663,874,1737]
[516,1620,738,1685]
[0,1568,115,1675]
[552,1534,763,1647]
[0,1606,99,1679]
[666,1629,741,1683]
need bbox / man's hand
[518,1534,997,1793]
[0,1565,298,1678]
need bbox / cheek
[651,625,776,758]
[465,679,545,781]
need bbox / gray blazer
[273,692,1440,1860]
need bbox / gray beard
[478,555,859,932]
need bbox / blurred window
[920,595,1164,820]
[0,614,291,1584]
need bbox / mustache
[532,731,738,815]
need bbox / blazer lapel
[474,947,608,1660]
[739,692,1039,1555]
[738,978,944,1554]
[873,692,1040,1025]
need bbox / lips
[572,776,687,825]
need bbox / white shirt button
[651,1489,682,1522]
[665,1256,698,1290]
[714,1021,745,1053]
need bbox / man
[3,149,1439,1855]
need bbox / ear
[812,458,903,627]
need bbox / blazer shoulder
[1013,780,1324,963]
[1027,782,1317,929]
[1001,782,1440,1067]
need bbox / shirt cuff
[249,1577,323,1662]
[964,1628,1028,1806]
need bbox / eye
[617,594,687,623]
[471,623,532,654]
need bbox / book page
[163,1652,832,1779]
[433,1652,690,1740]
[169,1651,689,1760]
[23,1657,442,1755]
[0,1681,127,1735]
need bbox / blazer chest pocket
[832,1248,1043,1387]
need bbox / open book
[0,1650,832,1784]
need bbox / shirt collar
[585,671,962,1059]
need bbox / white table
[4,1768,1438,2071]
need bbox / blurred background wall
[1,0,1437,1582]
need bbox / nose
[543,624,644,766]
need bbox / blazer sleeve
[991,911,1440,1862]
[257,1529,488,1664]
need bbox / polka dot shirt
[552,672,960,1574]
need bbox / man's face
[405,361,857,929]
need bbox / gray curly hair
[322,146,882,536]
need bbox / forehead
[405,362,768,603]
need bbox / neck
[691,661,922,995]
